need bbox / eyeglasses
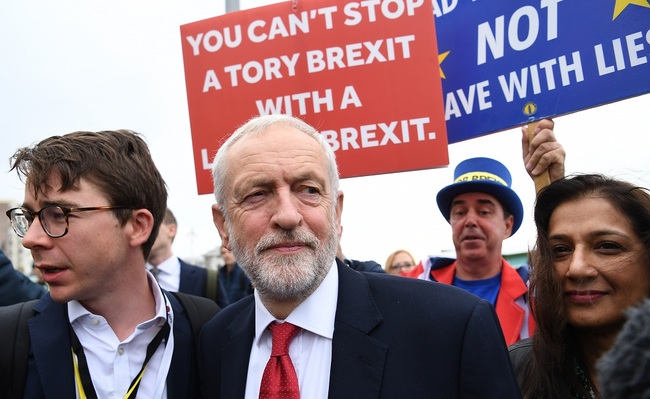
[6,205,132,238]
[390,262,415,272]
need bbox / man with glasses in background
[0,130,217,399]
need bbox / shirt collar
[146,255,180,276]
[253,260,338,347]
[68,271,172,329]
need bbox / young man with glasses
[1,130,218,398]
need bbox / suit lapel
[328,262,387,399]
[167,293,194,398]
[220,263,388,398]
[495,262,528,345]
[29,297,76,399]
[222,300,255,398]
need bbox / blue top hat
[436,157,524,235]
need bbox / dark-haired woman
[509,174,650,398]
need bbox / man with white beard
[198,114,521,399]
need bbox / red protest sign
[181,0,447,195]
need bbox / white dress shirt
[146,255,181,292]
[244,261,339,399]
[68,272,175,399]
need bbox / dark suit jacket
[23,292,200,398]
[199,260,522,398]
[179,258,229,308]
[218,263,254,304]
[0,250,46,306]
[342,257,386,273]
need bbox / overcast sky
[2,1,649,268]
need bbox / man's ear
[128,208,154,247]
[504,214,514,238]
[168,223,177,240]
[335,191,344,237]
[212,204,230,249]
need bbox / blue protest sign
[435,0,650,143]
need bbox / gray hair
[211,114,340,211]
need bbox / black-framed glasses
[6,205,133,238]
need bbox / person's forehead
[550,197,628,227]
[452,191,501,206]
[229,127,328,176]
[233,124,314,149]
[451,191,506,212]
[26,174,105,204]
[393,252,412,261]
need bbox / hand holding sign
[521,118,565,193]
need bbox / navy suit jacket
[179,258,229,308]
[199,260,522,398]
[23,292,200,399]
[0,250,46,306]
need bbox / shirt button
[118,347,125,356]
[92,318,100,326]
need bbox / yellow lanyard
[69,320,170,399]
[72,349,148,399]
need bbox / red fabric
[402,261,424,278]
[259,322,301,399]
[430,260,536,346]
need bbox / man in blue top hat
[406,119,565,345]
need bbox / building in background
[200,247,223,271]
[0,200,33,275]
[503,251,529,267]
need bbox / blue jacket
[218,263,253,304]
[179,258,229,308]
[341,257,386,273]
[0,250,46,306]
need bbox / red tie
[259,322,301,399]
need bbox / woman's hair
[521,173,650,397]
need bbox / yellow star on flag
[613,0,650,20]
[439,50,450,79]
